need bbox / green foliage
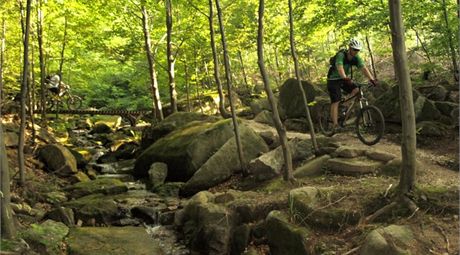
[0,0,457,111]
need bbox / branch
[187,0,208,17]
[361,201,398,225]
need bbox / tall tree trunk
[0,19,5,114]
[141,3,163,121]
[194,52,203,114]
[165,0,177,113]
[19,0,32,185]
[288,0,318,153]
[208,0,229,118]
[274,46,282,86]
[257,0,293,182]
[29,42,36,143]
[441,0,458,79]
[365,35,378,79]
[389,0,417,194]
[58,14,67,82]
[237,50,249,92]
[1,123,16,238]
[184,57,191,112]
[215,0,246,173]
[37,0,46,124]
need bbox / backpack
[327,49,358,79]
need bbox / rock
[38,144,78,177]
[258,131,280,149]
[254,110,274,126]
[4,131,18,147]
[67,227,163,255]
[131,206,159,224]
[434,101,458,116]
[154,182,184,197]
[418,85,448,101]
[279,78,325,119]
[90,122,113,134]
[365,149,396,162]
[293,155,331,178]
[376,86,442,123]
[21,220,69,255]
[64,178,127,199]
[148,162,168,189]
[248,138,314,181]
[141,112,217,149]
[68,149,88,169]
[180,125,269,196]
[335,146,366,158]
[44,191,68,204]
[326,157,383,175]
[134,118,237,180]
[96,174,134,182]
[63,193,119,225]
[93,159,135,175]
[250,98,272,116]
[232,224,251,255]
[283,118,308,132]
[45,207,75,227]
[175,192,235,255]
[265,210,311,255]
[360,225,414,255]
[416,121,450,136]
[68,171,91,184]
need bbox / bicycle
[318,82,385,145]
[46,83,83,111]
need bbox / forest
[0,0,459,254]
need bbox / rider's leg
[330,101,339,127]
[327,79,342,128]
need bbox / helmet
[349,38,363,50]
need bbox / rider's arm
[361,66,375,81]
[337,65,347,79]
[335,52,348,79]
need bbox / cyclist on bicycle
[46,74,69,97]
[326,38,377,131]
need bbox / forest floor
[3,116,459,254]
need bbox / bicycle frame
[340,84,371,123]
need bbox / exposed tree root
[360,194,419,225]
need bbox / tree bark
[365,35,378,79]
[237,50,249,92]
[165,0,177,113]
[29,42,36,143]
[274,46,282,86]
[37,0,47,124]
[184,57,191,112]
[441,0,459,79]
[388,0,417,194]
[58,14,67,82]
[194,52,203,114]
[215,0,246,173]
[288,0,318,153]
[258,0,293,181]
[141,3,164,121]
[208,0,229,118]
[18,0,33,185]
[1,123,16,238]
[0,18,5,114]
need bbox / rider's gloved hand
[370,79,379,87]
[343,77,353,87]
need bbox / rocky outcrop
[279,78,325,119]
[38,144,78,176]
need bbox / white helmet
[349,38,363,50]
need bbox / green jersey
[327,50,365,80]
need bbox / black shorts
[327,79,357,103]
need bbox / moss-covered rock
[66,227,163,255]
[293,155,330,178]
[360,225,415,255]
[38,144,78,177]
[279,78,325,119]
[63,194,119,224]
[64,178,127,199]
[265,210,312,255]
[20,220,69,255]
[134,118,237,180]
[326,157,383,175]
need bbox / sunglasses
[351,48,360,52]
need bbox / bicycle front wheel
[67,95,83,110]
[319,104,335,137]
[355,105,385,145]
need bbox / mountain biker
[326,38,377,131]
[46,74,69,97]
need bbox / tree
[37,0,46,124]
[165,0,178,113]
[0,18,5,114]
[362,0,418,223]
[0,123,16,238]
[18,0,33,185]
[440,0,458,79]
[257,0,293,181]
[208,0,229,118]
[141,1,164,121]
[215,0,245,173]
[288,0,318,153]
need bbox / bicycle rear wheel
[355,105,385,145]
[67,95,83,110]
[319,104,335,137]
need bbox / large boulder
[64,178,127,199]
[360,225,415,255]
[375,85,442,123]
[134,119,239,181]
[38,144,78,177]
[180,124,269,196]
[141,112,216,149]
[279,78,326,118]
[20,220,69,255]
